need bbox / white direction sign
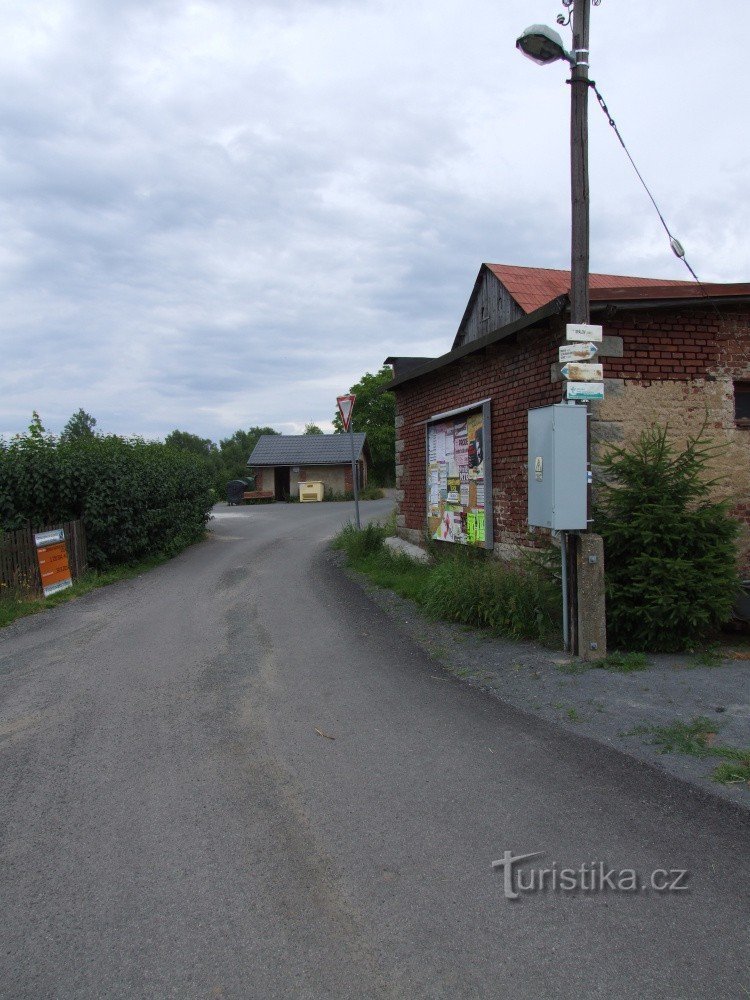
[566,381,605,401]
[566,322,603,343]
[559,342,598,363]
[560,362,603,382]
[336,393,356,431]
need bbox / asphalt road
[1,500,748,999]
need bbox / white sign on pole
[566,323,603,343]
[560,362,603,382]
[566,381,605,401]
[559,342,598,363]
[336,394,356,431]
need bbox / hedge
[0,418,214,569]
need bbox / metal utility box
[299,481,324,502]
[527,404,587,530]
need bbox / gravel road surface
[1,500,748,999]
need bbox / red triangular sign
[337,394,356,431]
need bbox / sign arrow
[560,362,603,382]
[559,342,598,363]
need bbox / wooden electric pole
[568,0,606,660]
[570,0,591,326]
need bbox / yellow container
[299,481,324,502]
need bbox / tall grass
[421,554,561,643]
[332,522,561,645]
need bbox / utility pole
[569,0,590,326]
[568,0,606,660]
[515,3,607,659]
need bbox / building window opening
[735,381,750,426]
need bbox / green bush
[594,425,739,652]
[0,417,214,569]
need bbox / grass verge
[625,716,750,786]
[0,552,176,629]
[332,521,562,645]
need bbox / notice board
[35,528,73,597]
[426,399,492,549]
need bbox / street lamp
[516,4,591,326]
[515,24,574,66]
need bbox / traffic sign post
[559,342,598,363]
[337,394,361,530]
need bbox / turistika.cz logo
[491,852,689,901]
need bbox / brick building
[387,264,750,574]
[247,433,369,500]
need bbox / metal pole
[561,532,570,653]
[348,423,361,530]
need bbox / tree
[332,366,395,485]
[304,423,324,435]
[594,424,739,651]
[217,426,279,491]
[60,408,97,444]
[164,430,216,457]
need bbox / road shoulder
[326,549,750,817]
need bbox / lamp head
[516,24,574,66]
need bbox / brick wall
[395,321,561,557]
[394,306,750,572]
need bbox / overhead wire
[588,80,719,311]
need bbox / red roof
[486,263,693,314]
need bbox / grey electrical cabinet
[527,404,587,530]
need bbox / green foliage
[164,429,216,457]
[634,716,718,756]
[215,426,278,493]
[356,549,434,602]
[0,417,214,569]
[332,523,561,644]
[332,366,395,486]
[597,651,649,673]
[332,521,388,559]
[322,485,384,502]
[627,716,750,784]
[304,422,324,435]
[711,759,750,785]
[420,552,561,643]
[594,425,740,652]
[60,408,97,444]
[165,425,278,494]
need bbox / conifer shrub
[594,425,739,651]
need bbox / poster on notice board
[426,403,490,548]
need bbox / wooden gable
[452,265,524,349]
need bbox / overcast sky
[2,0,749,441]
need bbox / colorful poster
[426,405,489,548]
[466,412,484,481]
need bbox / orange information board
[35,529,73,597]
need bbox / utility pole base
[576,533,607,661]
